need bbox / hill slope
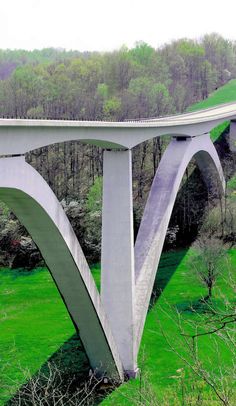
[188,79,236,111]
[187,79,236,141]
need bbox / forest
[0,33,235,121]
[0,33,235,266]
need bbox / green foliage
[0,201,10,218]
[26,105,44,119]
[97,83,109,99]
[103,97,122,120]
[0,34,236,120]
[129,41,155,66]
[127,77,173,118]
[177,39,205,58]
[227,175,236,190]
[85,177,102,213]
[83,177,103,262]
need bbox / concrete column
[134,134,225,356]
[229,120,236,152]
[101,149,137,376]
[0,157,123,380]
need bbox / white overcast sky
[1,0,236,51]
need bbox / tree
[189,235,226,300]
[159,296,236,406]
[127,77,174,119]
[103,97,122,120]
[202,33,236,85]
[83,177,103,262]
[156,248,236,406]
[129,41,155,67]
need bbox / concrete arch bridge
[0,102,236,380]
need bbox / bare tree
[157,264,236,406]
[4,361,117,406]
[189,235,226,300]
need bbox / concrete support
[0,131,228,380]
[134,134,225,358]
[101,150,137,376]
[229,120,236,152]
[0,156,123,380]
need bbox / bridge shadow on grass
[149,249,189,309]
[7,334,116,406]
[175,295,229,315]
[4,252,188,405]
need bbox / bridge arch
[134,133,225,356]
[0,156,123,380]
[0,132,227,378]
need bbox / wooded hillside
[0,33,235,264]
[0,33,235,120]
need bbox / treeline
[0,48,86,80]
[0,32,234,199]
[0,33,235,120]
[0,33,235,264]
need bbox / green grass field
[0,268,75,404]
[0,250,235,405]
[102,250,235,405]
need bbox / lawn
[0,268,76,405]
[101,249,236,405]
[0,249,235,405]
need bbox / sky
[1,0,236,52]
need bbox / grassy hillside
[188,79,236,142]
[188,79,236,111]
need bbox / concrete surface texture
[0,104,230,379]
[134,134,225,358]
[229,120,236,151]
[101,150,137,375]
[0,102,236,152]
[0,157,123,380]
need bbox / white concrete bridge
[0,102,235,380]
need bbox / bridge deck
[1,101,236,127]
[0,102,235,153]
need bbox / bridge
[0,102,235,380]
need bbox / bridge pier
[0,156,124,380]
[134,134,225,355]
[101,149,137,376]
[229,120,236,152]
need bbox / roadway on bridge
[0,101,236,152]
[1,101,236,128]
